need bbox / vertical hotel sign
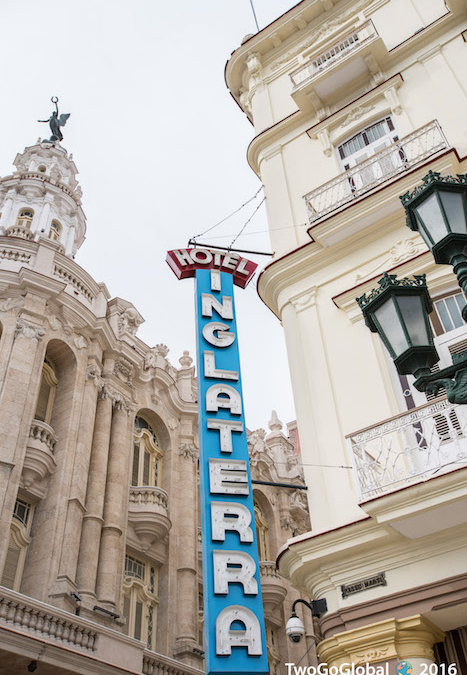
[166,248,269,675]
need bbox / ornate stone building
[0,139,313,674]
[225,0,467,671]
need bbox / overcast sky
[0,0,298,432]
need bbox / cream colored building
[226,0,467,671]
[0,140,313,674]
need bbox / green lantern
[356,273,438,378]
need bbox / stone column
[0,313,45,576]
[173,442,201,667]
[75,386,113,598]
[57,363,102,590]
[96,400,132,608]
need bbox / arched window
[122,552,158,649]
[132,416,163,487]
[265,622,281,675]
[34,356,58,425]
[16,209,34,229]
[49,220,61,241]
[254,500,270,561]
[0,498,34,590]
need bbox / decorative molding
[144,343,169,371]
[0,296,24,313]
[14,318,45,341]
[340,104,375,128]
[113,356,134,386]
[97,382,133,412]
[118,307,143,338]
[86,364,103,388]
[355,237,425,283]
[383,86,402,115]
[74,334,88,350]
[179,444,197,462]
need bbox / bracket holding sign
[166,248,269,675]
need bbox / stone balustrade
[129,486,169,509]
[5,225,34,241]
[259,560,281,579]
[29,419,57,453]
[0,587,97,652]
[128,486,172,549]
[143,650,204,675]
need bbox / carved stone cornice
[14,318,45,341]
[97,382,133,412]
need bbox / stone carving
[384,86,402,115]
[118,307,143,337]
[74,185,83,200]
[317,129,332,157]
[355,238,424,283]
[114,356,134,386]
[0,296,24,312]
[47,314,62,331]
[179,350,193,369]
[239,89,252,115]
[144,344,169,371]
[179,444,197,462]
[354,646,389,663]
[271,0,373,70]
[98,382,133,411]
[86,364,104,389]
[341,104,375,128]
[168,417,178,431]
[15,318,45,341]
[74,335,88,350]
[248,428,266,467]
[280,514,297,531]
[268,410,283,432]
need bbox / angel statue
[38,97,70,142]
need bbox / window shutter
[134,601,143,641]
[1,540,20,589]
[35,378,51,422]
[143,451,150,486]
[132,445,140,486]
[122,595,131,635]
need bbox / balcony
[290,21,386,111]
[348,396,467,501]
[305,121,448,224]
[21,419,57,496]
[0,586,203,675]
[128,486,171,550]
[259,561,287,622]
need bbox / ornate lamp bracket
[414,350,467,404]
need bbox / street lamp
[356,169,467,403]
[357,273,467,403]
[400,171,467,319]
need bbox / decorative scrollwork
[400,171,467,206]
[356,272,427,309]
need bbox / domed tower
[0,139,85,256]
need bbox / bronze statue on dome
[38,96,70,142]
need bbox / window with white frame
[430,291,466,337]
[1,498,34,590]
[16,209,34,229]
[132,416,163,487]
[122,552,158,649]
[49,220,61,241]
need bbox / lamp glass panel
[414,193,448,243]
[397,295,431,346]
[438,191,467,235]
[373,298,409,357]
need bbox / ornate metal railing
[305,121,448,223]
[290,20,378,88]
[348,397,467,500]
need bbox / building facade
[0,140,313,674]
[226,0,467,671]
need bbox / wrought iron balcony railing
[347,396,467,500]
[305,121,448,224]
[290,20,378,88]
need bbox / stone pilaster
[96,401,132,609]
[317,615,445,671]
[0,313,45,577]
[75,387,113,598]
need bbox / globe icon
[396,662,413,675]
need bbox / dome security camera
[285,614,305,643]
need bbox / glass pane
[439,191,467,235]
[374,298,409,357]
[415,193,448,244]
[132,445,139,486]
[134,601,142,641]
[445,295,463,329]
[455,293,467,313]
[397,295,431,346]
[122,595,130,635]
[143,451,150,486]
[435,299,454,333]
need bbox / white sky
[0,0,298,432]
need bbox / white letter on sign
[202,322,235,348]
[206,384,242,414]
[201,294,233,320]
[204,351,238,381]
[207,418,243,453]
[211,502,253,542]
[209,458,249,495]
[216,605,262,656]
[213,550,258,595]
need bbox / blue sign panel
[195,268,269,675]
